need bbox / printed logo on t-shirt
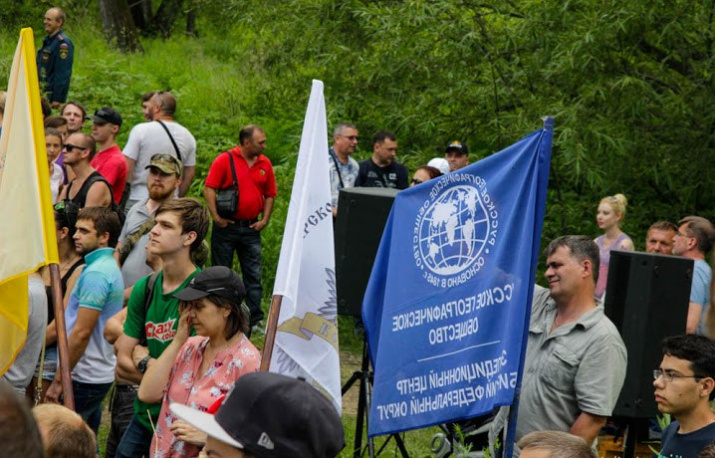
[145,318,176,342]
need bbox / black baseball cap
[445,140,468,156]
[170,372,345,457]
[172,266,246,303]
[92,107,123,127]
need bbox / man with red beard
[114,153,183,289]
[654,334,715,457]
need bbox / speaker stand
[342,337,410,458]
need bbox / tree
[98,0,143,53]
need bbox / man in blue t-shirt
[44,207,124,436]
[672,216,715,335]
[655,334,715,458]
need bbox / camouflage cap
[146,153,182,177]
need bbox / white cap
[427,158,450,175]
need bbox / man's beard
[149,185,174,201]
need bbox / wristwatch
[137,355,151,373]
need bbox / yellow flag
[0,28,59,375]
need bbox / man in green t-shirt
[114,198,209,458]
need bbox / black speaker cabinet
[334,187,398,317]
[604,250,693,418]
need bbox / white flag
[0,28,58,375]
[269,80,341,413]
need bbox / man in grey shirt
[516,235,627,448]
[114,153,182,288]
[2,274,47,396]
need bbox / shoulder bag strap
[117,217,156,265]
[156,120,183,163]
[226,151,238,189]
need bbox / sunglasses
[411,178,424,185]
[63,143,87,152]
[53,201,67,212]
[150,153,181,164]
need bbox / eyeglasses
[653,369,702,383]
[339,135,358,141]
[411,178,424,185]
[62,143,86,152]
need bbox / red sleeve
[264,162,277,198]
[205,153,228,189]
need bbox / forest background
[1,0,715,454]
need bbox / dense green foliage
[4,0,715,284]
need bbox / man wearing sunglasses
[654,334,715,457]
[57,132,113,209]
[672,216,715,335]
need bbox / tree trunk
[150,0,185,38]
[186,4,198,37]
[98,0,144,53]
[129,0,153,34]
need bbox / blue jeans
[211,223,264,325]
[115,415,153,458]
[73,380,112,436]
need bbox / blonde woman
[594,194,634,300]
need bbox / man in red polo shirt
[90,107,127,204]
[204,125,276,332]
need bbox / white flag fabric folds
[0,28,59,375]
[269,80,341,413]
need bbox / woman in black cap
[138,266,261,458]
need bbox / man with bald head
[645,220,677,255]
[37,7,74,109]
[123,90,196,212]
[57,132,113,209]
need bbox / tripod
[342,337,410,458]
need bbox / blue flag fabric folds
[362,120,553,437]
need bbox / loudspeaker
[604,250,693,418]
[334,187,399,317]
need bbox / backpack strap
[138,271,161,346]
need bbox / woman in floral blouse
[138,266,261,458]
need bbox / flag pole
[259,294,283,371]
[49,264,74,409]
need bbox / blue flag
[362,120,553,437]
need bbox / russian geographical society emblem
[413,174,498,288]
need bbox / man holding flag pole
[0,28,73,407]
[261,80,342,416]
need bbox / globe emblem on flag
[417,185,491,276]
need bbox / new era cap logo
[257,432,274,450]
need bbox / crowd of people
[0,6,714,458]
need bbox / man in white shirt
[122,90,196,212]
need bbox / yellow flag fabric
[0,28,59,375]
